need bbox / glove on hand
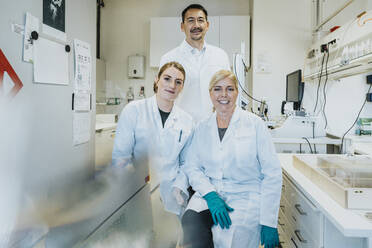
[203,191,234,229]
[260,225,279,248]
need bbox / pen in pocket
[178,130,183,142]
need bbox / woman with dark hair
[112,61,193,215]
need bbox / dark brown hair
[182,4,208,23]
[154,61,186,93]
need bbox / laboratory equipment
[270,115,325,139]
[355,118,372,135]
[304,9,372,82]
[138,85,145,99]
[269,115,329,154]
[293,154,372,209]
[233,42,249,110]
[128,55,145,78]
[126,86,134,103]
[285,69,304,111]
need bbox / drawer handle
[295,204,307,215]
[291,215,297,222]
[294,230,307,243]
[290,238,298,248]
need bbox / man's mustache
[191,28,203,33]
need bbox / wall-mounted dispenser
[128,55,145,78]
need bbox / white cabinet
[220,16,250,67]
[150,17,184,68]
[150,16,250,67]
[280,173,369,248]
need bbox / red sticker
[0,49,23,97]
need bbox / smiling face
[156,66,184,102]
[210,77,238,114]
[181,8,209,43]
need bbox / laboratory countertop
[348,134,372,143]
[354,142,372,155]
[95,122,117,131]
[278,153,372,238]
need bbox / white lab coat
[184,108,282,248]
[160,40,230,122]
[112,95,194,215]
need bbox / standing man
[160,4,230,247]
[160,4,230,122]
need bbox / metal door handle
[294,230,307,243]
[290,238,298,248]
[295,204,307,215]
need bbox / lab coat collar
[151,95,179,129]
[207,106,241,128]
[181,39,207,54]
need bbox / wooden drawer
[278,213,291,248]
[282,175,323,244]
[278,225,290,248]
[280,208,319,248]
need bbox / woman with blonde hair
[182,69,282,248]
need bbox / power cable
[340,84,372,153]
[313,53,326,113]
[322,48,330,129]
[302,137,314,154]
[233,54,264,104]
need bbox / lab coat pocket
[162,128,188,159]
[234,130,257,164]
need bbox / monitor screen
[286,70,302,102]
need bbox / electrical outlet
[367,93,372,102]
[367,75,372,84]
[328,39,336,45]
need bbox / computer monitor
[286,70,303,110]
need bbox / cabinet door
[150,17,184,68]
[205,16,220,47]
[219,16,250,66]
[324,218,367,248]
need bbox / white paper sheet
[73,39,91,91]
[73,91,91,111]
[73,112,91,146]
[23,13,39,63]
[33,37,69,85]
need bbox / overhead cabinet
[150,16,250,68]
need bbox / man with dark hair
[181,4,208,23]
[160,4,230,123]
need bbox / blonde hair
[209,70,239,112]
[209,70,239,92]
[154,61,186,93]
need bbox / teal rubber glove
[203,191,234,229]
[260,225,279,248]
